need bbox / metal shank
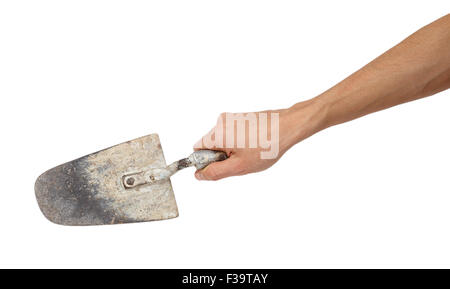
[122,150,227,189]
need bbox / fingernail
[195,171,204,180]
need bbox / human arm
[195,14,450,180]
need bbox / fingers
[194,112,229,151]
[193,128,233,156]
[193,127,215,150]
[195,155,244,181]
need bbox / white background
[1,1,449,268]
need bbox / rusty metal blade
[34,134,179,226]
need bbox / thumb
[195,155,243,181]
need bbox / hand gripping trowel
[34,134,227,226]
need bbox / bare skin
[195,14,450,181]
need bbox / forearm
[289,14,450,143]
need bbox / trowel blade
[34,134,179,226]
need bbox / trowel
[34,134,227,226]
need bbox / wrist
[283,97,329,146]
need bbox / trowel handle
[122,150,228,188]
[189,150,228,170]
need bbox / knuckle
[209,176,220,181]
